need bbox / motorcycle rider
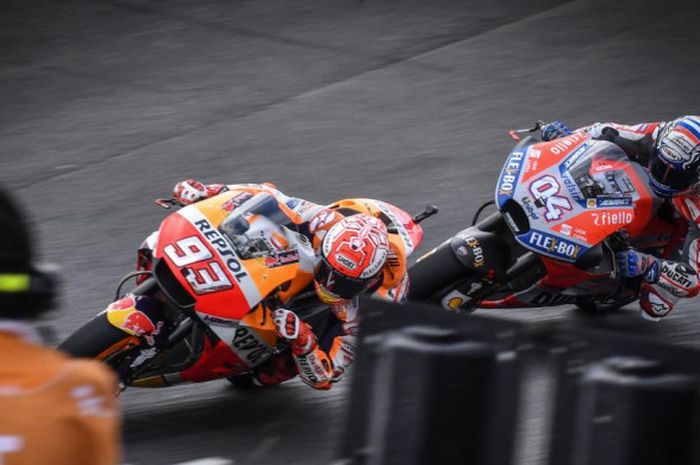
[0,187,120,465]
[541,116,700,321]
[140,180,410,389]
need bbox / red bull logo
[121,311,163,346]
[108,295,137,311]
[121,311,156,335]
[107,295,165,346]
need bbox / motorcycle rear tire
[575,297,637,313]
[59,313,137,359]
[408,239,471,303]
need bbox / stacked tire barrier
[338,299,700,465]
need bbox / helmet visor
[649,156,698,194]
[314,255,380,300]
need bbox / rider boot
[255,353,298,386]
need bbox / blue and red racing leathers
[572,121,700,321]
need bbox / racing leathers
[0,321,120,465]
[141,181,409,389]
[557,121,700,321]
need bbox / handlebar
[508,120,546,141]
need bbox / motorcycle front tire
[59,313,139,360]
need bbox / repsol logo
[194,219,249,282]
[296,354,329,385]
[232,326,271,365]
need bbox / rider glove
[616,249,660,283]
[271,309,318,356]
[173,179,209,205]
[541,120,573,141]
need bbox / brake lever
[155,198,185,210]
[412,205,439,224]
[508,120,546,141]
[607,228,630,252]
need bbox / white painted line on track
[172,458,233,465]
[122,458,233,465]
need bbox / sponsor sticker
[264,249,300,268]
[550,133,585,156]
[496,150,526,207]
[441,290,471,311]
[559,223,572,236]
[591,210,633,226]
[335,253,357,270]
[178,206,262,307]
[200,314,239,327]
[522,229,583,261]
[594,196,633,208]
[521,196,539,220]
[223,192,254,212]
[455,233,485,268]
[232,326,273,366]
[561,173,585,204]
[529,290,623,307]
[121,311,163,346]
[560,141,590,170]
[192,219,249,282]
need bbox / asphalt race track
[2,0,700,463]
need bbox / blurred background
[2,0,700,463]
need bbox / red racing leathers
[575,122,700,320]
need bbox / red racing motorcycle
[409,122,684,313]
[60,189,434,389]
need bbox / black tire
[59,313,136,359]
[408,240,472,303]
[227,373,263,389]
[575,296,637,313]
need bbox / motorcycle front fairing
[122,190,316,384]
[495,134,658,268]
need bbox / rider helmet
[313,214,389,305]
[648,115,700,197]
[0,187,57,319]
